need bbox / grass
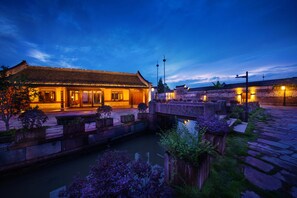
[175,108,269,197]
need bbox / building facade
[8,61,151,110]
[174,78,297,106]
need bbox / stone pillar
[216,100,227,115]
[149,101,157,131]
[204,102,215,118]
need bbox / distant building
[175,78,297,106]
[7,61,151,110]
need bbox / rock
[241,190,260,198]
[245,156,274,173]
[244,166,282,191]
[291,186,297,198]
[234,122,248,133]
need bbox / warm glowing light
[281,86,286,91]
[151,88,154,92]
[203,95,207,101]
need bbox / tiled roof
[9,61,150,88]
[189,77,297,91]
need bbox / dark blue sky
[1,0,297,88]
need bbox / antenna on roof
[262,74,265,81]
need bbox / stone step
[262,156,297,174]
[256,139,290,149]
[244,156,274,173]
[244,166,282,191]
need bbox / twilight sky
[1,0,297,88]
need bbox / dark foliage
[97,105,112,118]
[18,106,48,129]
[60,150,171,197]
[137,103,148,113]
[1,66,38,131]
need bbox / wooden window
[39,91,56,102]
[111,91,123,101]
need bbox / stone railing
[149,100,226,118]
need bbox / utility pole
[236,71,249,122]
[156,61,159,86]
[163,55,166,88]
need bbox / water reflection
[0,133,164,198]
[177,118,197,134]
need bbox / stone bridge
[149,100,226,119]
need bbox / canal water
[0,119,197,198]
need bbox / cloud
[0,16,18,37]
[28,49,50,62]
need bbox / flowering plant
[196,116,229,134]
[59,150,171,197]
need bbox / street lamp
[281,86,286,106]
[235,71,249,122]
[156,61,159,86]
[163,55,166,87]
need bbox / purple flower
[197,116,229,134]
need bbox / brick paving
[243,106,297,197]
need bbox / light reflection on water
[177,118,197,134]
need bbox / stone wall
[0,121,149,173]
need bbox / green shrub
[159,125,215,166]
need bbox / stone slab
[248,150,261,157]
[227,118,237,127]
[245,156,274,173]
[291,186,297,198]
[26,141,61,160]
[233,122,247,133]
[257,139,290,149]
[274,170,297,186]
[262,156,297,174]
[241,191,260,198]
[244,166,282,191]
[280,155,297,166]
[292,154,297,159]
[50,186,66,198]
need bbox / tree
[0,66,36,131]
[212,81,226,89]
[157,78,165,93]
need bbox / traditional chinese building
[7,61,151,110]
[174,78,297,106]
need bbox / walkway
[243,106,297,197]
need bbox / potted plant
[197,116,230,155]
[16,106,48,143]
[96,105,113,129]
[63,117,85,137]
[137,103,149,120]
[159,126,215,190]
